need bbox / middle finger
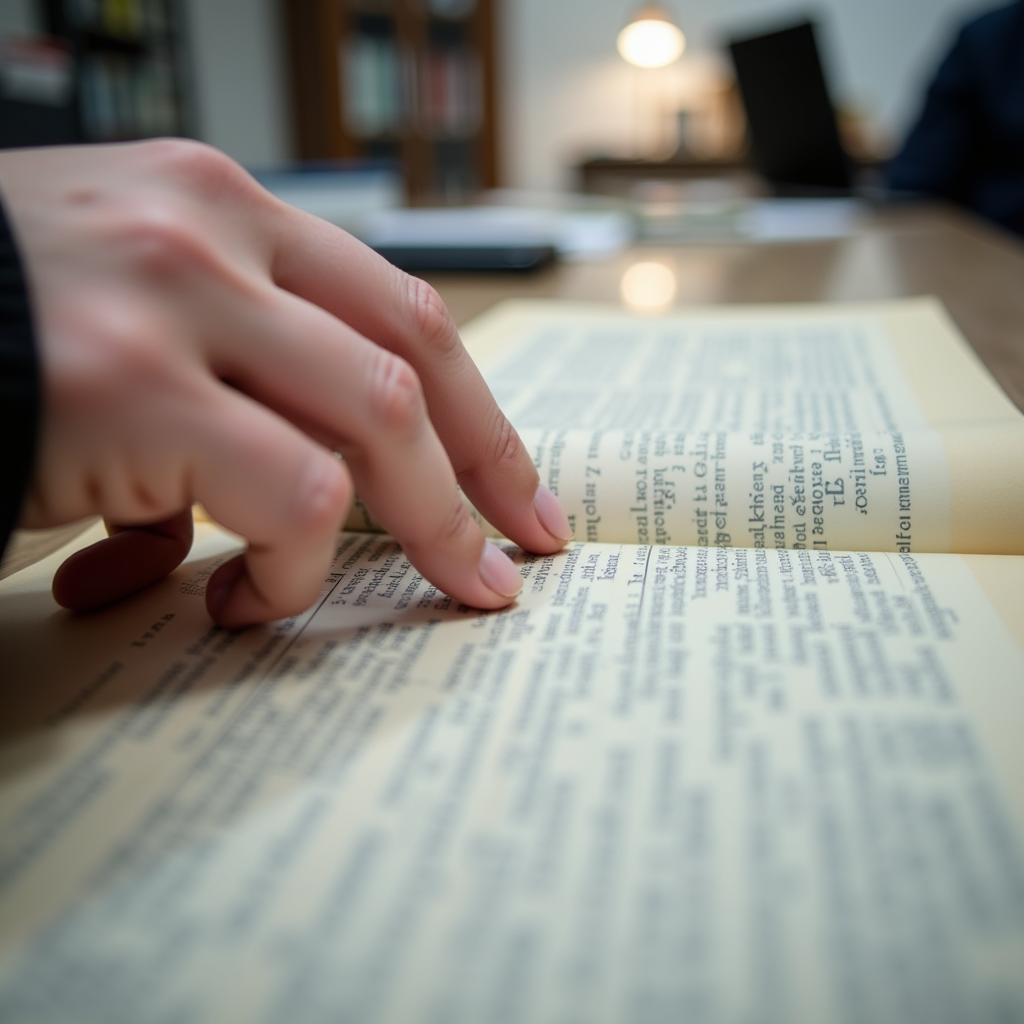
[209,287,524,608]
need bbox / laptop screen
[728,20,852,193]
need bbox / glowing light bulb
[617,10,686,69]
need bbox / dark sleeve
[0,192,42,562]
[886,25,977,201]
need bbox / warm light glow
[620,260,678,312]
[617,13,685,69]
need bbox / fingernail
[478,541,523,599]
[533,485,573,542]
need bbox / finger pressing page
[190,386,352,629]
[269,208,572,554]
[52,509,194,612]
[210,289,523,610]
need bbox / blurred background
[0,0,976,182]
[0,0,1013,254]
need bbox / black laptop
[728,19,853,194]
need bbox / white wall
[499,0,986,190]
[184,0,289,167]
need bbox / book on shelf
[340,30,481,141]
[79,50,178,139]
[46,0,183,141]
[68,0,165,38]
[1,298,1022,1020]
[341,30,402,138]
[426,0,477,16]
[420,44,481,137]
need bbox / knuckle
[116,204,210,276]
[45,292,186,419]
[100,468,170,523]
[99,321,171,388]
[369,351,425,436]
[58,304,173,403]
[140,138,275,230]
[294,458,352,533]
[404,275,460,358]
[121,460,190,522]
[486,410,525,468]
[432,497,474,548]
[130,480,169,519]
[147,138,246,192]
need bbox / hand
[1,140,572,627]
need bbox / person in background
[0,141,573,628]
[887,0,1024,237]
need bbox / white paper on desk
[640,197,863,244]
[356,205,634,259]
[739,198,864,241]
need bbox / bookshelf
[283,0,498,202]
[39,0,192,143]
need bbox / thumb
[52,509,194,612]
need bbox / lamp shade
[617,5,686,68]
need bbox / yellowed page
[1,525,1022,1021]
[461,299,1024,554]
[518,426,958,553]
[463,298,1020,428]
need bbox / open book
[353,297,1024,555]
[0,299,1022,1023]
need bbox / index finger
[269,208,572,553]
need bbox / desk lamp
[616,4,686,68]
[616,5,686,157]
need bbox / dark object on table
[371,243,557,274]
[728,20,852,194]
[887,1,1024,238]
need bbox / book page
[517,424,1024,554]
[461,299,1024,554]
[463,298,1021,430]
[1,525,1022,1022]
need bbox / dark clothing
[0,195,41,562]
[888,1,1024,236]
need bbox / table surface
[4,203,1023,579]
[429,203,1024,412]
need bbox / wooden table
[4,203,1023,579]
[574,156,753,196]
[573,156,889,199]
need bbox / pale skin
[0,139,573,628]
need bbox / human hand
[1,140,572,627]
